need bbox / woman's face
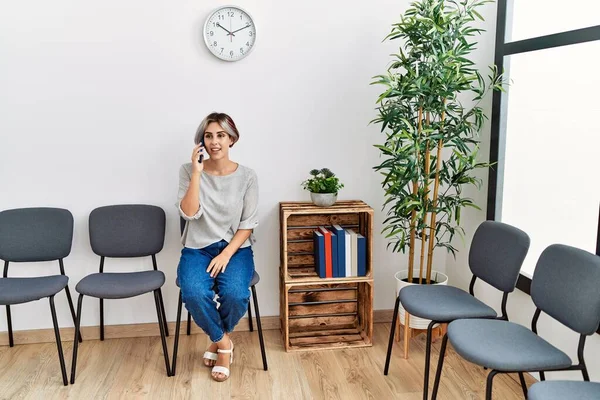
[203,122,234,160]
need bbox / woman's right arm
[178,144,204,219]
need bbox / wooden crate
[280,280,373,352]
[279,200,374,283]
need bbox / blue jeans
[177,240,255,342]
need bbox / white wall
[445,2,600,382]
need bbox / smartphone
[198,137,204,163]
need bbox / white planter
[394,269,449,329]
[310,192,337,207]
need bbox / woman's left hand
[207,252,232,278]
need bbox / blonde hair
[194,112,240,147]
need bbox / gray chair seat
[399,285,497,321]
[448,319,572,371]
[76,271,165,299]
[0,275,68,305]
[175,270,260,288]
[528,381,600,400]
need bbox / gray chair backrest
[469,220,530,293]
[531,244,600,335]
[0,207,74,262]
[89,205,166,258]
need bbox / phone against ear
[198,137,204,163]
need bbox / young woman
[177,112,258,382]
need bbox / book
[357,233,366,276]
[330,225,346,277]
[318,226,333,278]
[328,228,339,277]
[347,229,358,277]
[344,229,351,277]
[313,230,326,278]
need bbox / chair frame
[97,254,169,340]
[384,275,523,400]
[70,205,172,383]
[1,207,81,386]
[431,298,592,400]
[70,285,171,384]
[3,258,82,348]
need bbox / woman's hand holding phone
[191,143,205,174]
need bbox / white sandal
[203,351,218,367]
[211,341,234,382]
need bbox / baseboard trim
[0,310,394,346]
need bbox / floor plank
[0,323,536,399]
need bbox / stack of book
[312,225,367,278]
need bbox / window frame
[486,0,600,333]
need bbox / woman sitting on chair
[177,112,258,382]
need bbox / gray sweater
[177,162,259,249]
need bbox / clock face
[203,6,256,62]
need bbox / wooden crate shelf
[279,200,374,283]
[279,200,374,351]
[280,281,373,352]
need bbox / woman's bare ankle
[216,334,231,350]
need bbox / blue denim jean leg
[177,240,255,342]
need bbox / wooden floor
[0,323,534,399]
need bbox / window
[488,0,600,277]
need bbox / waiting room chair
[70,204,171,384]
[384,220,530,400]
[171,217,267,375]
[431,244,600,400]
[0,207,80,386]
[528,380,600,400]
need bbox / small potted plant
[301,168,344,207]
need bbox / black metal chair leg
[431,333,449,400]
[154,290,171,377]
[70,294,84,384]
[158,288,169,337]
[582,365,590,382]
[49,296,68,386]
[100,298,104,341]
[518,372,528,398]
[384,295,400,375]
[486,370,499,400]
[59,259,82,343]
[5,305,13,347]
[247,294,254,332]
[423,320,437,400]
[172,290,183,376]
[186,312,191,336]
[251,285,268,371]
[64,285,83,343]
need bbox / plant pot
[310,192,337,207]
[394,269,449,329]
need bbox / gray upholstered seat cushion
[0,276,68,305]
[175,270,260,288]
[448,319,572,371]
[528,381,600,400]
[399,285,497,321]
[76,271,165,299]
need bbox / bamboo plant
[372,0,504,284]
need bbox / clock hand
[216,22,235,37]
[231,25,251,34]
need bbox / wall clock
[203,6,256,62]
